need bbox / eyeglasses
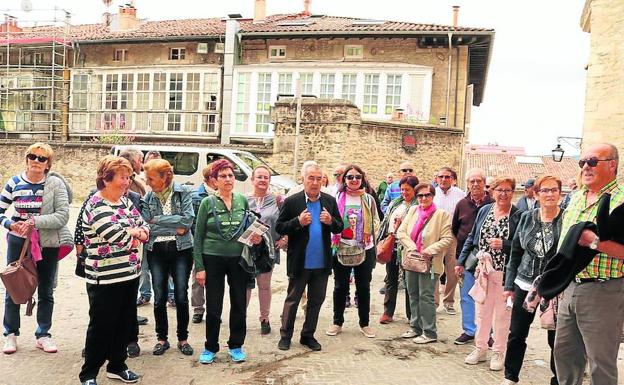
[345,174,362,181]
[468,179,484,185]
[493,188,513,195]
[538,188,560,194]
[26,153,49,163]
[333,173,343,178]
[578,157,614,168]
[437,175,452,179]
[416,193,432,199]
[400,168,413,173]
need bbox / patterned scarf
[333,188,373,248]
[410,203,437,252]
[154,183,173,206]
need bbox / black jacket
[504,208,563,291]
[275,190,343,278]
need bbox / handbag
[401,250,431,273]
[1,236,38,316]
[337,242,366,266]
[539,296,559,330]
[376,234,395,264]
[465,250,479,273]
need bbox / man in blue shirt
[276,162,343,352]
[380,161,418,213]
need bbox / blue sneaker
[198,349,216,364]
[229,348,246,363]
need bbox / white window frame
[344,45,364,59]
[169,48,186,61]
[268,45,287,59]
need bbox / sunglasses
[26,154,49,163]
[416,193,432,199]
[400,168,414,173]
[578,157,613,168]
[333,173,343,177]
[437,175,452,179]
[345,175,362,181]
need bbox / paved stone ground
[0,206,622,385]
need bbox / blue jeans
[147,241,192,341]
[3,234,58,338]
[138,254,175,300]
[459,270,477,336]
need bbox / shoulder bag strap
[19,233,32,263]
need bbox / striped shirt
[0,173,45,232]
[433,185,465,216]
[82,193,149,285]
[559,179,624,279]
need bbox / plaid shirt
[559,179,624,279]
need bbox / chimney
[302,0,311,16]
[452,5,459,27]
[0,15,22,33]
[102,12,112,27]
[116,4,140,31]
[254,0,266,23]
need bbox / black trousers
[203,255,250,352]
[79,278,139,382]
[383,251,411,320]
[280,268,329,340]
[504,284,558,385]
[333,249,374,327]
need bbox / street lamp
[551,136,582,162]
[551,144,565,162]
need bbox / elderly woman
[194,159,260,364]
[141,159,195,356]
[378,175,419,324]
[79,155,149,385]
[457,177,521,371]
[325,164,380,338]
[245,165,286,335]
[396,183,452,344]
[1,143,72,355]
[501,176,563,385]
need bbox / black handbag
[465,250,479,273]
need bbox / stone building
[580,0,624,174]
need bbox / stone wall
[268,99,464,186]
[581,0,624,175]
[0,142,111,202]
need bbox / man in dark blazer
[275,163,343,352]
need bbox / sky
[4,0,590,157]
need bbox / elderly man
[380,161,417,213]
[554,143,624,385]
[376,173,394,202]
[432,167,465,315]
[276,163,343,352]
[453,168,493,345]
[330,162,348,197]
[119,148,147,196]
[516,178,538,211]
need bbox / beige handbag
[401,250,431,273]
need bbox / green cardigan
[193,192,249,271]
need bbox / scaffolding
[0,7,71,141]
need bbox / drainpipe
[445,32,453,127]
[220,17,240,145]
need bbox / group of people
[1,142,623,385]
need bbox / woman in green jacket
[193,159,260,365]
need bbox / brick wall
[581,0,624,175]
[267,99,464,186]
[242,37,469,130]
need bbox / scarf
[333,188,373,248]
[410,203,437,252]
[154,184,173,206]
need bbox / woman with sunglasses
[377,175,419,324]
[501,175,563,385]
[396,183,452,344]
[457,177,522,371]
[326,165,380,338]
[1,143,73,355]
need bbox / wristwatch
[589,236,600,250]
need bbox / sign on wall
[402,131,417,153]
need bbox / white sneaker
[360,326,376,338]
[465,348,487,365]
[36,336,58,353]
[325,324,342,336]
[500,379,518,385]
[2,334,17,354]
[490,351,504,371]
[413,335,437,344]
[401,329,417,338]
